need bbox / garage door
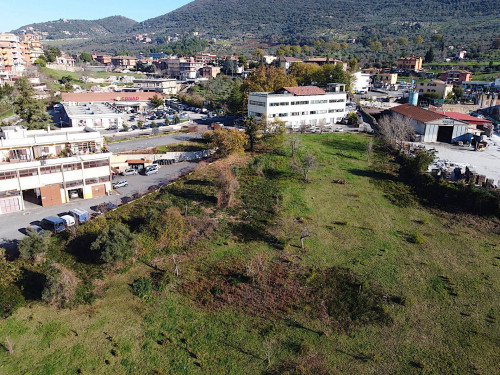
[40,184,63,207]
[92,184,106,198]
[0,197,21,214]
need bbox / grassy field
[1,134,499,374]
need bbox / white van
[61,214,76,227]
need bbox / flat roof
[61,92,163,103]
[63,103,121,118]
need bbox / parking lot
[0,161,197,250]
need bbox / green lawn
[1,134,499,374]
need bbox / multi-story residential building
[397,56,423,72]
[373,73,398,87]
[439,70,472,84]
[195,53,217,64]
[417,80,453,99]
[164,57,204,80]
[0,33,26,74]
[111,55,137,69]
[198,66,221,79]
[303,58,348,70]
[94,54,112,65]
[133,78,180,95]
[277,56,302,71]
[22,34,43,63]
[0,126,111,213]
[248,84,347,131]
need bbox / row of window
[249,100,266,107]
[83,160,110,169]
[0,160,109,180]
[268,109,344,118]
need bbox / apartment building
[417,80,453,99]
[0,127,111,213]
[195,53,217,64]
[111,55,137,69]
[0,33,26,74]
[133,78,180,95]
[22,34,43,63]
[397,56,423,72]
[352,71,371,93]
[248,84,347,130]
[94,54,112,65]
[439,70,472,84]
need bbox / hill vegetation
[12,16,138,40]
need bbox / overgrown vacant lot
[1,134,499,375]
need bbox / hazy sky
[1,0,193,31]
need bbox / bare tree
[293,152,318,183]
[213,164,240,207]
[3,338,14,355]
[377,114,415,149]
[300,225,313,249]
[287,134,301,157]
[366,138,374,161]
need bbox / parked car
[68,189,80,199]
[61,215,76,227]
[144,165,159,175]
[107,125,118,131]
[70,208,90,224]
[26,224,45,235]
[40,216,66,234]
[131,125,138,130]
[122,168,138,176]
[336,126,344,132]
[113,180,128,188]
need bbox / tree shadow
[349,168,397,182]
[16,268,46,301]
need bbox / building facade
[133,78,180,95]
[397,56,423,72]
[248,84,347,131]
[439,70,472,84]
[352,71,371,93]
[417,80,453,99]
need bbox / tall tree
[79,52,92,62]
[227,81,244,115]
[241,65,297,104]
[150,94,164,109]
[424,47,435,63]
[13,77,52,130]
[289,62,320,85]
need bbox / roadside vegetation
[0,130,498,374]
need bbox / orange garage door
[92,184,106,197]
[40,185,63,207]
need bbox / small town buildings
[277,56,302,71]
[432,111,493,130]
[94,54,112,65]
[352,71,371,93]
[303,58,348,70]
[439,70,472,84]
[417,80,453,99]
[111,56,137,70]
[0,126,111,213]
[132,78,180,95]
[0,33,26,75]
[389,104,473,143]
[263,55,277,65]
[374,73,398,87]
[397,56,423,72]
[248,84,347,131]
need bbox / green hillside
[12,16,138,40]
[1,134,499,374]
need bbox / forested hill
[139,0,499,43]
[12,16,138,40]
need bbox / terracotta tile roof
[126,159,152,164]
[282,86,326,96]
[433,111,493,125]
[61,92,163,103]
[390,104,446,123]
[280,56,302,62]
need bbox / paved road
[0,161,197,250]
[107,132,203,153]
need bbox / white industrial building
[132,78,180,95]
[62,102,124,129]
[248,84,347,131]
[0,126,111,214]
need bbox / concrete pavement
[107,132,203,153]
[0,161,197,250]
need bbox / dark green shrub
[90,223,135,263]
[131,277,152,298]
[18,232,52,260]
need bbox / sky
[0,0,193,31]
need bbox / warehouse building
[389,104,475,143]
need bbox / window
[63,163,82,172]
[329,98,345,103]
[0,190,20,197]
[19,168,38,178]
[9,149,30,161]
[85,178,98,185]
[66,180,83,188]
[0,171,17,180]
[278,113,288,117]
[311,99,328,104]
[99,176,110,183]
[83,160,109,169]
[318,110,327,114]
[310,111,317,115]
[291,112,300,116]
[41,147,50,153]
[249,100,266,107]
[40,165,62,175]
[291,101,309,105]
